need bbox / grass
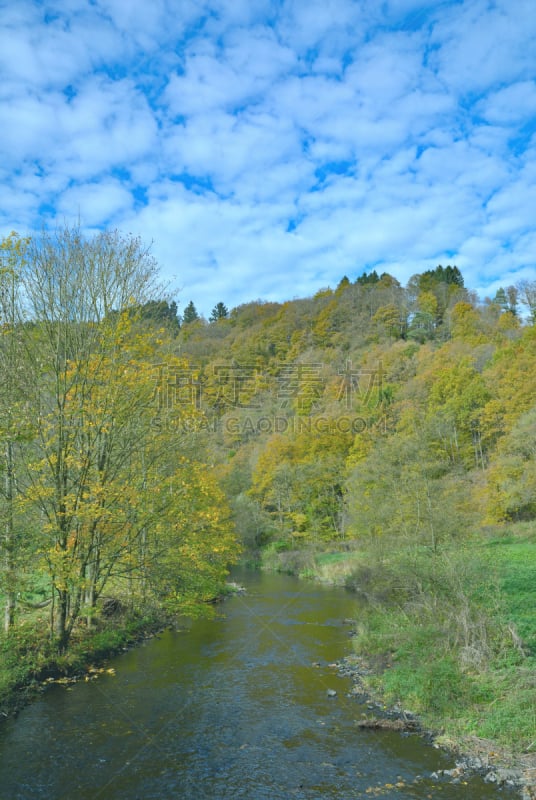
[484,524,536,654]
[0,605,167,718]
[346,522,536,752]
[256,520,536,754]
[259,542,365,582]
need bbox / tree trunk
[3,440,16,633]
[54,587,69,652]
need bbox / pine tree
[209,302,229,322]
[183,300,200,323]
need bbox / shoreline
[334,652,536,800]
[261,536,536,800]
[0,614,169,723]
[0,583,245,723]
[2,574,534,798]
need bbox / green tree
[135,299,180,333]
[493,287,509,312]
[409,266,466,330]
[209,301,229,322]
[356,270,380,285]
[183,300,200,323]
[346,414,473,552]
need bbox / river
[0,570,516,799]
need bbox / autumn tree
[0,234,30,631]
[144,459,240,614]
[17,226,165,649]
[484,407,536,522]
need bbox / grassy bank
[260,522,536,756]
[0,606,168,719]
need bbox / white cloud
[277,0,366,54]
[57,179,134,225]
[1,0,536,314]
[479,81,536,125]
[429,0,536,94]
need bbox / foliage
[182,300,200,323]
[209,301,229,322]
[0,227,240,653]
[1,231,535,752]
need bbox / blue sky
[1,0,535,316]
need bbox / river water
[0,570,516,799]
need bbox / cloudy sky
[1,0,535,316]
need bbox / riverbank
[333,654,536,800]
[0,609,170,721]
[0,581,247,722]
[259,520,536,799]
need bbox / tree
[506,285,519,316]
[135,299,180,333]
[409,266,466,330]
[183,300,200,324]
[408,291,438,340]
[450,302,484,342]
[9,226,240,650]
[346,411,474,551]
[517,279,536,324]
[18,225,163,650]
[372,303,405,340]
[420,265,464,289]
[356,270,379,285]
[209,302,229,322]
[336,276,350,293]
[0,233,30,631]
[145,459,240,614]
[484,407,536,522]
[493,287,509,312]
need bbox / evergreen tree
[420,264,464,289]
[337,276,350,291]
[356,270,379,285]
[493,287,509,311]
[137,299,180,332]
[209,301,229,322]
[183,300,200,323]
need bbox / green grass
[315,551,352,566]
[348,523,536,752]
[0,607,167,717]
[484,524,536,654]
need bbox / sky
[1,0,535,317]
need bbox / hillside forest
[1,227,535,752]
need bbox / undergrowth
[346,522,536,752]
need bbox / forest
[1,227,535,756]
